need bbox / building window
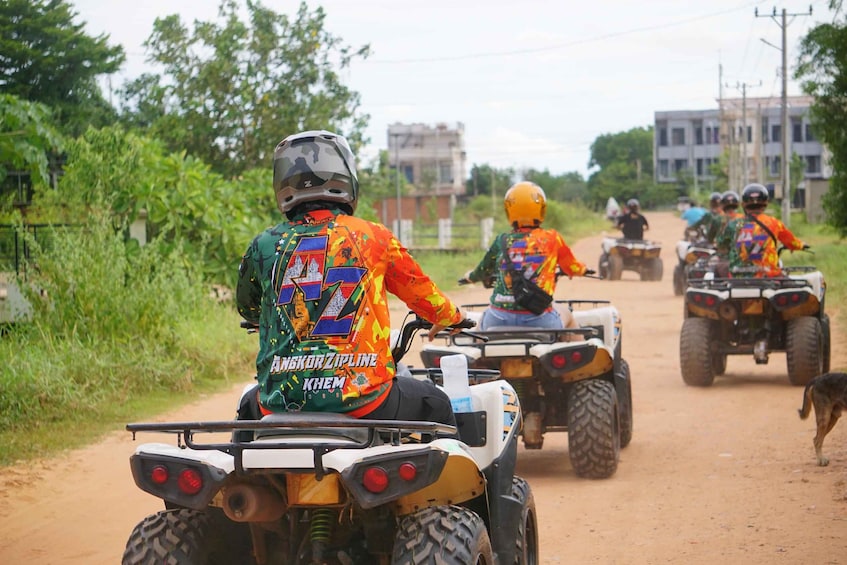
[696,158,703,176]
[713,127,720,144]
[761,123,769,142]
[402,165,413,183]
[658,159,669,177]
[805,124,816,142]
[704,127,712,144]
[439,163,452,183]
[771,124,782,143]
[793,122,803,143]
[671,128,685,146]
[806,155,821,174]
[694,127,703,145]
[770,156,781,177]
[674,159,688,172]
[747,126,753,143]
[658,128,668,147]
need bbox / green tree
[586,126,659,208]
[524,169,587,202]
[795,1,847,235]
[120,0,370,178]
[0,95,63,211]
[0,0,124,135]
[465,164,514,197]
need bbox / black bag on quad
[421,300,633,480]
[598,237,663,281]
[679,262,830,387]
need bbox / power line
[366,1,768,64]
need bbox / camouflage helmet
[273,130,359,215]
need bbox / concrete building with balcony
[654,96,830,210]
[387,122,467,196]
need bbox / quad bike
[598,237,663,281]
[672,230,716,296]
[679,255,830,387]
[419,299,632,480]
[122,315,539,564]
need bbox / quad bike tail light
[771,292,809,311]
[362,467,390,493]
[177,468,204,495]
[342,450,447,509]
[130,454,227,510]
[689,292,718,309]
[542,346,595,376]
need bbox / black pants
[364,376,457,428]
[236,377,456,428]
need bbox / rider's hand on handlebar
[457,270,473,285]
[428,316,474,341]
[802,244,811,251]
[584,268,596,276]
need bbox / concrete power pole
[733,81,762,186]
[755,6,812,227]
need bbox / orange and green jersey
[720,212,805,277]
[236,207,462,416]
[467,227,586,311]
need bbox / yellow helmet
[504,181,547,227]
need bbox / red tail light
[705,296,716,307]
[150,465,169,485]
[362,467,389,493]
[398,462,417,482]
[551,354,567,369]
[177,468,203,495]
[776,295,788,306]
[431,356,442,367]
[571,351,583,364]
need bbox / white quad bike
[680,257,830,387]
[598,237,663,281]
[122,315,539,564]
[419,300,632,480]
[672,229,716,296]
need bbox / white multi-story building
[387,122,467,196]
[654,96,830,198]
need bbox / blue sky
[72,0,829,177]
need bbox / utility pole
[731,80,762,186]
[391,132,402,237]
[756,5,812,227]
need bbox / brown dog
[798,372,847,466]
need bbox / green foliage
[524,169,587,202]
[796,7,847,235]
[0,95,63,203]
[780,212,846,305]
[586,126,670,209]
[0,0,124,135]
[119,0,370,178]
[465,164,515,197]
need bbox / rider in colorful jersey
[460,181,593,331]
[237,130,465,424]
[718,183,808,278]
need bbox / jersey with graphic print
[722,213,804,277]
[236,208,462,415]
[467,227,586,311]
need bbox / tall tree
[120,0,370,178]
[795,0,847,235]
[0,95,63,192]
[586,126,658,208]
[0,0,125,135]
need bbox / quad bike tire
[608,255,623,281]
[510,477,539,565]
[821,314,831,374]
[122,508,250,565]
[567,379,620,479]
[615,359,634,449]
[392,506,495,564]
[598,253,609,280]
[672,264,685,296]
[650,258,664,281]
[786,316,824,387]
[711,351,727,376]
[680,318,715,387]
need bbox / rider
[691,191,723,240]
[718,183,808,278]
[236,130,466,426]
[459,181,593,332]
[617,198,649,240]
[680,199,708,227]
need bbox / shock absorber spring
[309,508,334,544]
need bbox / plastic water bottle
[440,354,473,413]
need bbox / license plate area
[287,472,342,505]
[500,358,534,378]
[741,299,764,315]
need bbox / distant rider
[617,198,649,240]
[459,181,593,332]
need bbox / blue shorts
[480,307,564,330]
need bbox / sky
[71,0,832,178]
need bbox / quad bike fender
[394,444,486,515]
[572,305,621,350]
[676,240,691,262]
[788,271,825,302]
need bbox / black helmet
[709,191,722,205]
[273,130,359,215]
[720,190,739,210]
[626,198,639,211]
[741,183,769,212]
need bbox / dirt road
[1,212,844,564]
